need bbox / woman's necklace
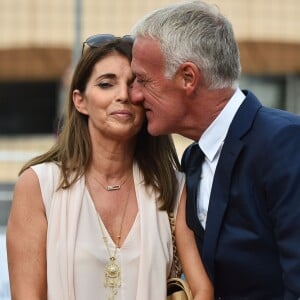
[94,180,132,300]
[93,172,131,191]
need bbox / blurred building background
[0,0,300,298]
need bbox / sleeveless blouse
[32,162,185,300]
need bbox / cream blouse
[32,162,185,300]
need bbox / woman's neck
[88,138,135,181]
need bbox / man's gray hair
[131,0,241,89]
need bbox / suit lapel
[201,90,262,281]
[202,138,243,280]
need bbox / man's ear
[73,89,88,115]
[176,62,201,95]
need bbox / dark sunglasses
[81,34,134,55]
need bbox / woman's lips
[111,109,133,119]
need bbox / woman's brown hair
[20,38,181,212]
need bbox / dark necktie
[189,143,205,173]
[184,143,206,249]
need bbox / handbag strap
[168,212,182,278]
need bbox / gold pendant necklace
[104,256,121,300]
[94,179,132,300]
[93,172,132,191]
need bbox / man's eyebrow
[134,72,147,79]
[131,67,144,77]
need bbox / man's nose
[130,81,144,104]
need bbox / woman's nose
[117,85,131,103]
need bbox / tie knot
[189,143,205,170]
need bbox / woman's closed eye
[97,82,113,89]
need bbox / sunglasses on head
[81,34,134,55]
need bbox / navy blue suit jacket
[182,90,300,299]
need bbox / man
[130,1,300,299]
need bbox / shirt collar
[198,88,245,162]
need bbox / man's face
[131,36,187,136]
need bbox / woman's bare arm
[175,186,214,300]
[6,168,47,300]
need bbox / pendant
[104,257,121,299]
[106,185,121,191]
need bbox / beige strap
[168,212,182,277]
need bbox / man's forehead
[132,37,164,70]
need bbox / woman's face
[73,53,145,141]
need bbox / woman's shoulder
[15,162,59,192]
[31,161,60,173]
[15,167,40,193]
[30,162,62,212]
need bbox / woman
[6,34,213,299]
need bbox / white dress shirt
[197,88,245,228]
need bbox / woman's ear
[176,62,201,95]
[73,89,88,115]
